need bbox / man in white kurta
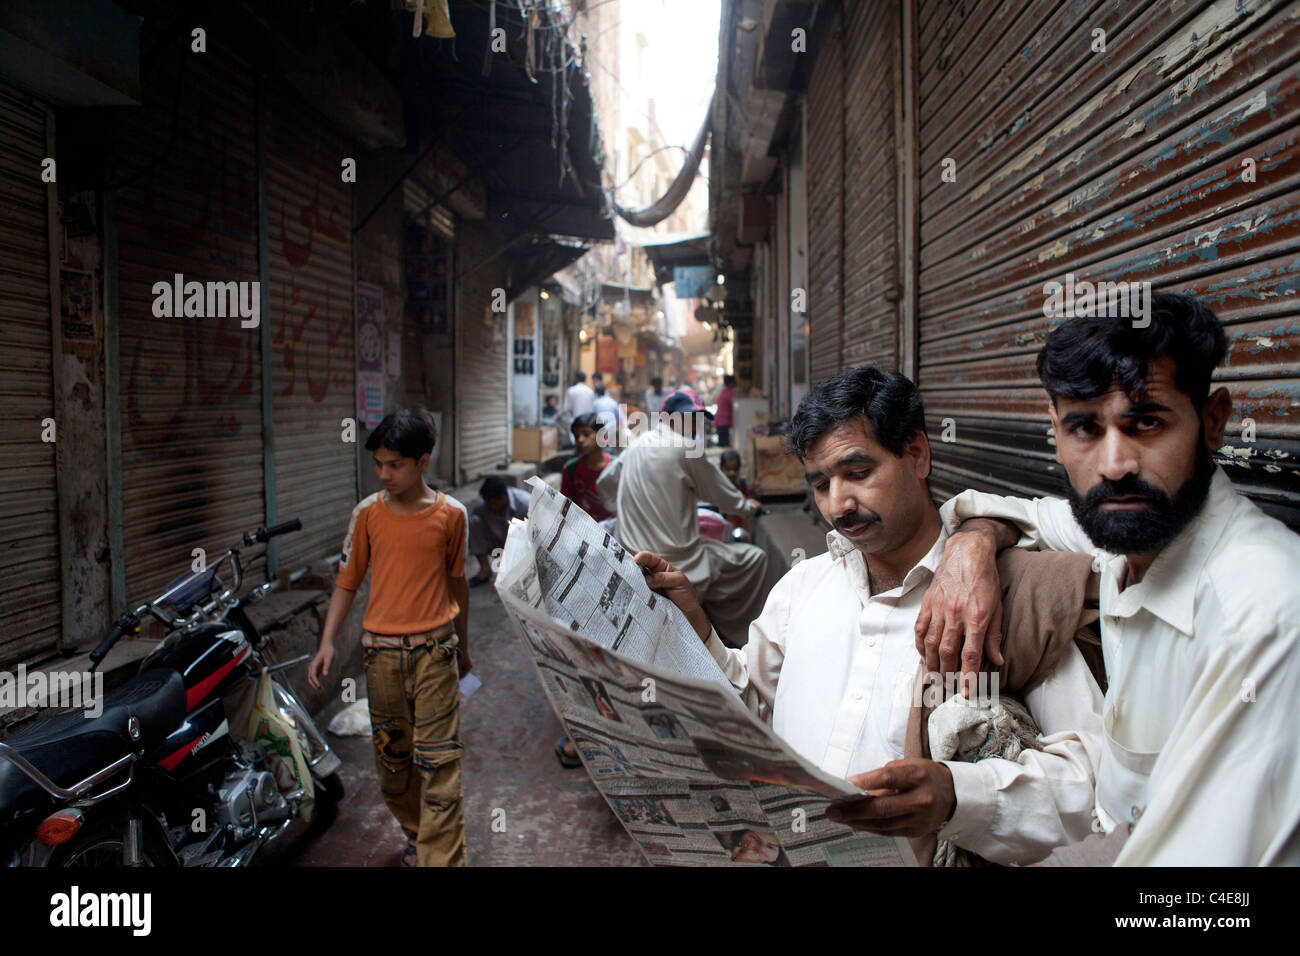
[703,525,1104,864]
[940,467,1300,865]
[923,292,1300,865]
[599,396,765,647]
[637,366,1106,865]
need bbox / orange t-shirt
[335,491,467,635]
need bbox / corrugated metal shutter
[805,2,900,379]
[456,224,508,482]
[115,48,264,605]
[266,90,357,569]
[917,0,1300,529]
[841,0,899,371]
[0,82,59,665]
[807,7,843,381]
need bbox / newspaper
[495,479,917,867]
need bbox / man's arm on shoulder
[919,490,1096,684]
[939,489,1094,555]
[938,643,1105,865]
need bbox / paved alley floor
[285,571,645,867]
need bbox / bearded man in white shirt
[918,292,1300,866]
[636,366,1105,865]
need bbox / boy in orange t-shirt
[308,408,470,866]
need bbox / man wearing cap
[597,388,767,646]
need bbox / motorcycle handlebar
[89,614,136,668]
[244,518,302,546]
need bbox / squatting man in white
[637,365,1105,865]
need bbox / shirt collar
[1110,466,1239,634]
[825,525,948,597]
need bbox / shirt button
[865,635,876,647]
[854,690,864,701]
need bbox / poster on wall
[59,268,98,345]
[358,371,384,428]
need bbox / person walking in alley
[644,376,667,414]
[597,388,765,647]
[563,370,596,421]
[714,374,736,447]
[592,383,622,446]
[468,475,530,586]
[307,408,470,867]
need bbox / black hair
[479,475,508,500]
[1037,292,1227,408]
[720,449,741,468]
[364,407,436,459]
[650,376,662,390]
[723,374,736,387]
[571,412,600,436]
[594,384,607,397]
[574,370,587,383]
[786,365,926,460]
[592,371,604,381]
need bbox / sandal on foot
[554,736,582,769]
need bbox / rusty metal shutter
[917,0,1300,529]
[841,0,899,371]
[266,89,357,569]
[456,224,508,482]
[806,6,844,381]
[0,82,59,665]
[115,47,264,606]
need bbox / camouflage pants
[363,631,466,867]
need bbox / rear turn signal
[35,809,84,846]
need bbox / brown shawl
[904,548,1103,865]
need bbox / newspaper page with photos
[494,480,917,867]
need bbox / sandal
[554,736,582,769]
[401,844,418,867]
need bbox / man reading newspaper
[635,366,1104,866]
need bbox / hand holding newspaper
[495,478,917,867]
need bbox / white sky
[619,0,721,149]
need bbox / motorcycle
[0,518,343,867]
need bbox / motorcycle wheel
[305,772,344,836]
[50,823,176,868]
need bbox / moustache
[1082,476,1169,510]
[833,512,880,532]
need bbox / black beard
[1067,444,1216,555]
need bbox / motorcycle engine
[216,768,290,830]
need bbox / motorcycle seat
[0,668,186,820]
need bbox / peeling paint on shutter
[0,82,59,665]
[917,0,1300,529]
